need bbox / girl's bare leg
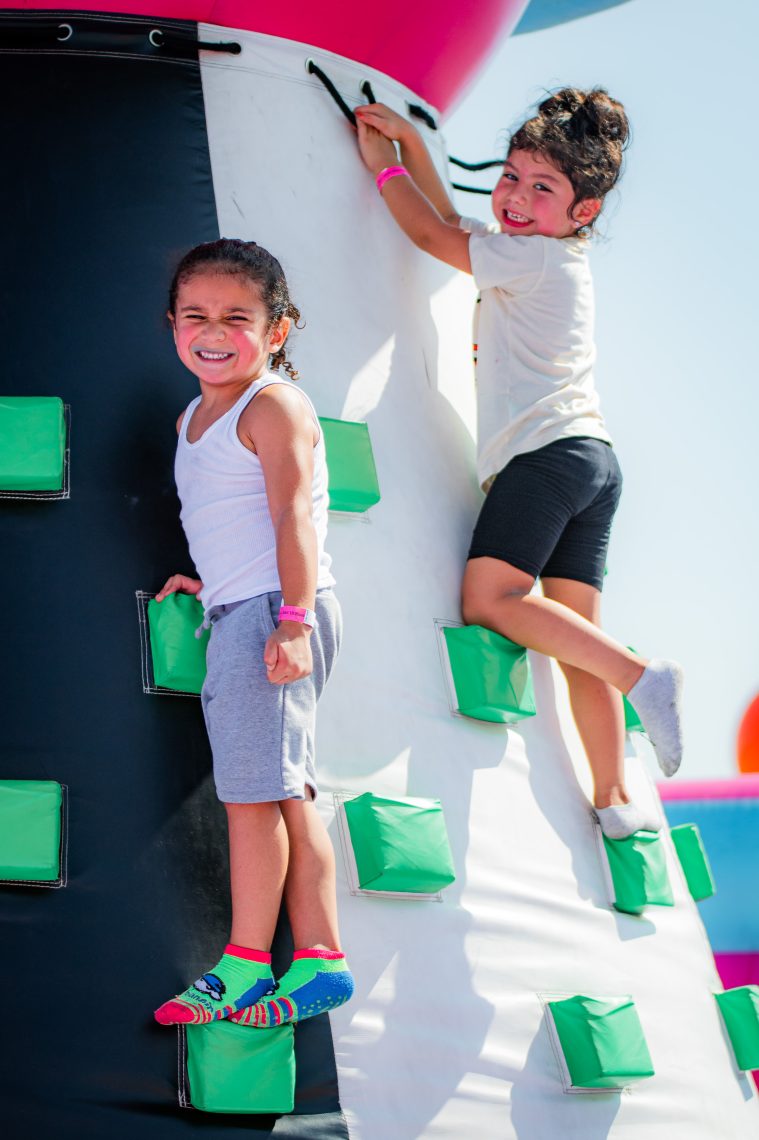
[541,577,627,809]
[280,790,341,951]
[226,801,289,950]
[461,557,645,692]
[228,790,353,1029]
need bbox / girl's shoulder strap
[177,394,202,442]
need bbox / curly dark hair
[168,238,302,380]
[509,87,630,232]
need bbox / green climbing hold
[185,1020,295,1113]
[670,823,716,901]
[0,780,62,882]
[623,697,644,734]
[344,792,456,894]
[602,830,674,915]
[442,624,535,723]
[147,592,209,693]
[319,417,381,512]
[715,987,759,1071]
[548,994,655,1089]
[0,397,66,491]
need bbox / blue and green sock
[230,948,354,1028]
[154,944,275,1025]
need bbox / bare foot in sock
[595,802,661,840]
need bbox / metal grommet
[57,23,73,42]
[148,28,164,48]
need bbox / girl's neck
[197,370,269,410]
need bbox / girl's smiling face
[491,149,599,238]
[170,271,289,390]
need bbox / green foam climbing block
[602,830,674,914]
[548,995,655,1089]
[186,1020,295,1113]
[0,780,62,881]
[442,624,536,723]
[147,593,209,693]
[319,417,381,512]
[623,696,644,733]
[715,987,759,1071]
[0,397,65,491]
[670,823,716,901]
[344,792,456,894]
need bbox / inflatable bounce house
[2,0,759,1135]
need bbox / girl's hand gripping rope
[355,102,415,146]
[355,119,398,178]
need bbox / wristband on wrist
[279,604,317,629]
[376,165,410,193]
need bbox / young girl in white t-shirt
[355,88,683,839]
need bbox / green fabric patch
[443,624,536,723]
[715,987,759,1071]
[319,417,381,512]
[670,823,716,901]
[602,830,674,914]
[0,780,62,881]
[345,792,456,893]
[548,995,655,1089]
[623,646,644,732]
[186,1020,295,1113]
[147,593,209,693]
[0,397,65,491]
[623,696,644,733]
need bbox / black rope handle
[449,156,503,172]
[196,38,241,54]
[408,104,437,131]
[451,183,493,196]
[307,62,499,197]
[307,59,356,126]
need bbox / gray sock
[626,658,684,777]
[595,802,661,840]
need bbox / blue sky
[445,0,759,780]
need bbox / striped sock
[154,944,274,1025]
[229,948,354,1028]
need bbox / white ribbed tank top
[174,373,334,613]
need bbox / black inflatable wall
[1,14,347,1137]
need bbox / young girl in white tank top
[152,239,353,1030]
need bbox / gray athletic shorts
[200,588,341,804]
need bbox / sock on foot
[626,658,684,777]
[230,949,354,1028]
[154,944,275,1025]
[595,802,661,840]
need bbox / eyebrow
[504,160,561,183]
[178,305,254,314]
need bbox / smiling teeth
[197,350,231,360]
[506,210,530,222]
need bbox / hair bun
[537,87,629,149]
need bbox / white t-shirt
[461,216,612,490]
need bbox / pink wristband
[376,165,409,193]
[279,604,317,629]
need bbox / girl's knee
[461,584,529,628]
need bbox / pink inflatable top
[658,774,759,801]
[3,0,526,112]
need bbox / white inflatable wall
[198,30,759,1139]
